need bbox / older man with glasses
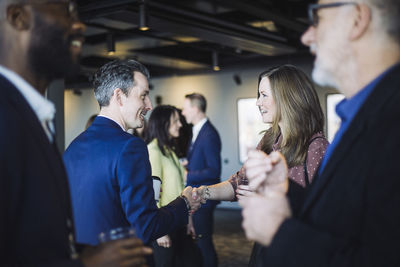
[240,0,400,266]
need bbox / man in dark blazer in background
[240,0,400,266]
[0,0,151,266]
[182,93,221,267]
[63,60,200,251]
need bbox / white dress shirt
[191,117,208,144]
[0,65,56,142]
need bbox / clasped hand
[181,186,202,212]
[239,150,292,246]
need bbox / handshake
[180,186,210,213]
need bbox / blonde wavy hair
[259,65,324,167]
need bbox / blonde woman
[192,65,329,266]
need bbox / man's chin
[312,67,338,89]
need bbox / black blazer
[264,64,400,267]
[0,74,82,266]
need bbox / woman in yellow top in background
[146,105,199,267]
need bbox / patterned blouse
[228,132,329,193]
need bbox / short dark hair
[145,105,179,156]
[185,93,207,113]
[92,59,150,107]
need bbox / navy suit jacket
[263,64,400,266]
[63,117,188,245]
[0,74,82,266]
[187,120,221,208]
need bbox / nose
[256,96,262,107]
[301,26,315,47]
[145,96,153,111]
[178,121,182,128]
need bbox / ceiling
[69,0,313,88]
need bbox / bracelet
[180,195,191,211]
[204,186,211,200]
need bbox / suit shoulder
[203,121,221,139]
[121,134,148,153]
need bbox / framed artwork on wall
[237,98,267,163]
[326,93,345,142]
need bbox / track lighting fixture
[212,51,220,71]
[139,3,149,31]
[107,33,115,55]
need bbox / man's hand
[156,235,172,248]
[245,151,288,193]
[236,184,256,198]
[81,237,152,267]
[192,186,208,204]
[239,190,291,246]
[182,186,201,212]
[187,214,196,239]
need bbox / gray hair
[92,59,150,107]
[367,0,400,42]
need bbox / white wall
[65,89,99,148]
[64,59,338,209]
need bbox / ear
[349,4,371,41]
[113,88,125,106]
[6,4,31,31]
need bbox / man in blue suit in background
[182,93,222,267]
[64,60,200,251]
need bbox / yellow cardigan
[147,139,185,208]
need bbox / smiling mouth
[139,110,147,119]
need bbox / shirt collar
[335,64,397,123]
[192,117,208,143]
[0,65,55,123]
[192,117,207,134]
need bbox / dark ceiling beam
[146,1,287,43]
[105,9,296,56]
[84,22,248,58]
[208,0,308,33]
[78,0,142,16]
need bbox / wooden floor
[213,208,253,267]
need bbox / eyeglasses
[308,2,358,27]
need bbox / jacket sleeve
[117,138,188,244]
[148,144,163,179]
[187,130,222,185]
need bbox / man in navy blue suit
[0,0,151,266]
[182,93,221,267]
[63,60,200,252]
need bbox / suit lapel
[301,120,366,212]
[301,64,400,214]
[2,75,70,211]
[188,121,208,158]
